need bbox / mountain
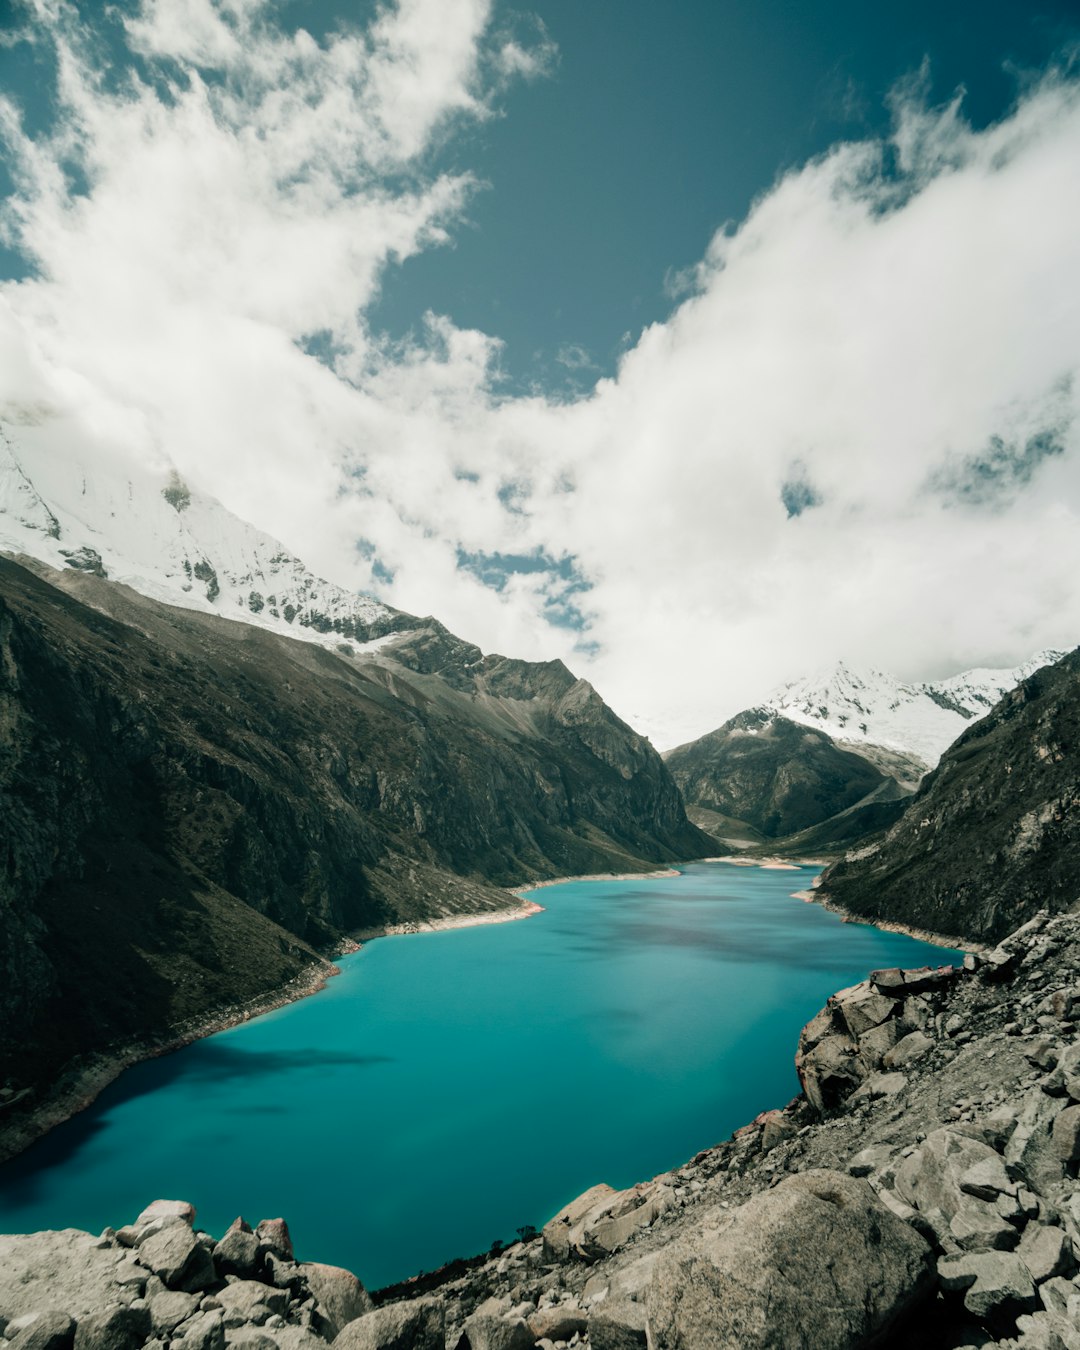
[768,655,1065,782]
[0,423,416,650]
[818,646,1080,943]
[664,709,904,840]
[0,432,711,1140]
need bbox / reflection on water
[0,862,959,1289]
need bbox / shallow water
[0,862,960,1288]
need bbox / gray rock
[215,1283,289,1321]
[6,1313,76,1350]
[797,1033,863,1114]
[1052,1105,1080,1162]
[847,1144,893,1178]
[895,1127,1020,1251]
[834,984,898,1038]
[856,1021,900,1069]
[175,1311,224,1350]
[254,1222,293,1263]
[883,1030,934,1070]
[646,1170,933,1349]
[1007,1090,1069,1192]
[139,1224,216,1293]
[147,1288,198,1337]
[224,1335,277,1350]
[73,1304,152,1350]
[335,1299,444,1350]
[526,1306,587,1342]
[214,1222,260,1280]
[588,1300,647,1350]
[1019,1225,1075,1283]
[296,1263,372,1338]
[940,1252,1038,1329]
[454,1315,533,1350]
[135,1202,196,1229]
[0,1232,137,1323]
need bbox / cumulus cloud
[1,4,1080,749]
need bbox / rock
[526,1306,587,1342]
[138,1223,216,1293]
[588,1298,647,1350]
[1052,1105,1080,1162]
[335,1300,444,1350]
[833,984,898,1038]
[939,1252,1038,1330]
[851,1071,906,1102]
[214,1221,260,1279]
[883,1030,934,1070]
[135,1202,196,1229]
[224,1335,277,1350]
[454,1314,534,1350]
[1019,1225,1075,1284]
[646,1170,933,1349]
[895,1128,1014,1246]
[7,1313,76,1350]
[542,1184,616,1262]
[73,1305,152,1350]
[857,1021,900,1069]
[959,1155,1013,1201]
[174,1311,224,1350]
[1027,1042,1062,1073]
[146,1288,198,1337]
[588,1187,675,1256]
[1007,1090,1069,1193]
[296,1263,372,1338]
[760,1111,797,1151]
[255,1221,294,1263]
[796,1032,863,1114]
[0,1232,140,1322]
[215,1283,289,1321]
[847,1144,894,1178]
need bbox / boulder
[882,1030,934,1071]
[215,1282,289,1321]
[138,1223,216,1293]
[214,1220,261,1279]
[0,1232,138,1322]
[1019,1226,1075,1284]
[255,1221,294,1262]
[1052,1105,1080,1163]
[6,1313,76,1350]
[938,1252,1038,1330]
[145,1284,198,1337]
[896,1127,1023,1250]
[175,1310,224,1350]
[1007,1090,1069,1193]
[588,1299,647,1350]
[796,1033,862,1114]
[334,1299,444,1350]
[72,1305,151,1350]
[833,984,898,1038]
[856,1021,900,1070]
[646,1170,933,1349]
[135,1201,196,1229]
[296,1263,372,1338]
[526,1306,587,1342]
[542,1183,616,1262]
[454,1315,533,1350]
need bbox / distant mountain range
[667,652,1067,852]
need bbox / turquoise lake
[0,863,960,1289]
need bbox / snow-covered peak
[768,652,1067,769]
[0,422,407,652]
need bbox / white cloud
[1,8,1080,750]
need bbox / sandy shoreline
[510,867,681,897]
[352,898,545,940]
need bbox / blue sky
[0,1,1079,744]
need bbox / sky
[0,0,1079,748]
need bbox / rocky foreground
[10,910,1080,1348]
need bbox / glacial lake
[0,862,961,1289]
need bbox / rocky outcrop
[0,555,709,1146]
[819,647,1080,942]
[664,708,905,842]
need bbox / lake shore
[510,867,681,897]
[352,897,545,940]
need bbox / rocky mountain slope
[0,553,709,1152]
[13,912,1080,1349]
[769,654,1065,783]
[819,647,1080,944]
[664,708,904,841]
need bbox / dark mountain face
[0,556,709,1098]
[664,709,894,839]
[819,648,1080,944]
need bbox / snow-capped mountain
[0,422,411,651]
[768,654,1066,772]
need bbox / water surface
[0,863,959,1288]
